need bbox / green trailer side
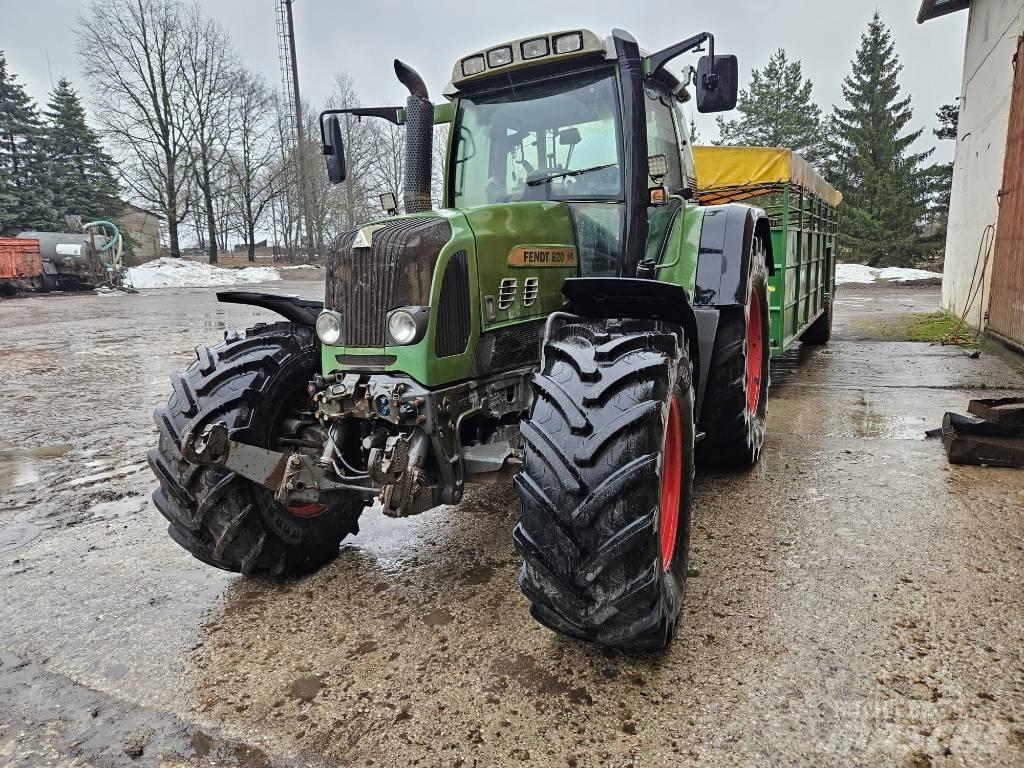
[693,146,842,356]
[763,186,839,354]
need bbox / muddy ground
[1,283,1023,767]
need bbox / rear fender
[694,204,774,307]
[558,277,714,420]
[217,291,323,325]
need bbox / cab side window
[644,86,684,193]
[673,102,698,192]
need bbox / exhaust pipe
[394,60,433,214]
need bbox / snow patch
[127,258,281,289]
[836,263,942,285]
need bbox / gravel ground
[1,283,1022,767]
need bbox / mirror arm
[647,32,715,81]
[318,106,403,150]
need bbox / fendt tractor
[149,28,838,649]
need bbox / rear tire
[799,290,833,345]
[148,322,363,575]
[698,236,771,466]
[514,319,695,651]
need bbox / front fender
[694,204,774,307]
[558,277,711,417]
[217,291,323,325]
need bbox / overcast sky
[5,0,968,162]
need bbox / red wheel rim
[745,288,765,415]
[659,396,683,572]
[287,503,328,519]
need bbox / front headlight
[315,310,342,346]
[387,310,418,345]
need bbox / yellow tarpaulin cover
[693,146,843,208]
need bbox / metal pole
[285,0,316,262]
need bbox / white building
[919,0,1024,350]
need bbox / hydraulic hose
[82,219,131,289]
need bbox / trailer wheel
[147,322,363,576]
[514,320,695,650]
[698,236,770,466]
[799,290,833,345]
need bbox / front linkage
[181,356,534,518]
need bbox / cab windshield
[451,69,622,207]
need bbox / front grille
[335,354,397,368]
[325,218,452,347]
[436,251,471,358]
[485,321,543,373]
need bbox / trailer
[0,237,43,295]
[17,231,110,291]
[694,146,842,351]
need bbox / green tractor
[149,28,778,650]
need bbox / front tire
[514,319,695,651]
[148,322,363,575]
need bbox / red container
[0,237,42,281]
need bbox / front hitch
[181,422,378,505]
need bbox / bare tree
[432,124,449,209]
[180,6,238,263]
[270,98,302,259]
[228,70,279,262]
[79,0,192,257]
[368,121,404,214]
[328,74,377,230]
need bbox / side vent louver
[498,278,517,310]
[522,277,539,307]
[436,251,471,358]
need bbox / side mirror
[321,114,346,184]
[696,54,738,114]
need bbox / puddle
[286,675,323,701]
[0,443,72,492]
[851,404,928,440]
[0,651,282,767]
[421,608,453,627]
[461,563,495,586]
[0,512,42,553]
[89,496,148,521]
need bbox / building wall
[943,0,1024,327]
[117,209,161,263]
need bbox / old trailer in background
[16,231,110,291]
[695,147,842,353]
[0,237,43,295]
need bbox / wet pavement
[1,283,1023,767]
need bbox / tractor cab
[320,29,738,279]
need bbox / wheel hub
[286,502,328,518]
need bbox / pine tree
[0,51,57,233]
[688,117,702,145]
[43,77,122,223]
[828,13,933,267]
[715,48,826,164]
[918,102,959,256]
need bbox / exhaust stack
[394,60,433,214]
